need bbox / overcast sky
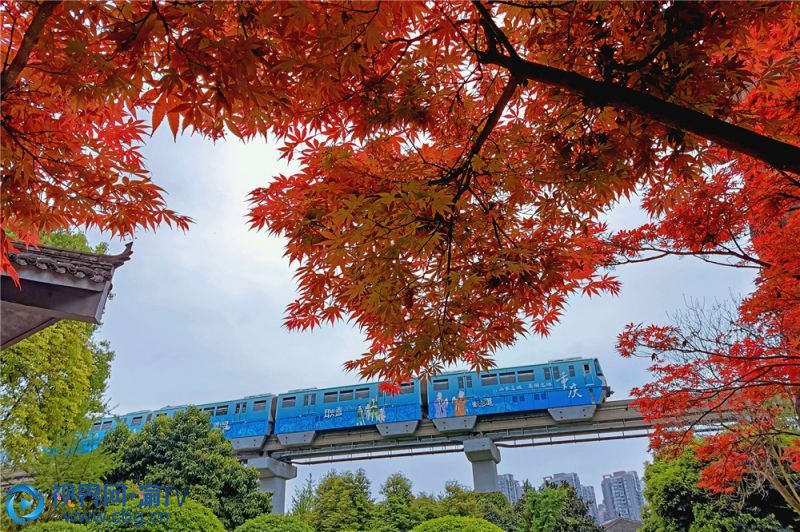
[89,126,755,500]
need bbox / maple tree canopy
[2,1,799,498]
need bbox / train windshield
[594,359,604,376]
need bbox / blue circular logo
[5,484,45,525]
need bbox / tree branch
[467,74,520,163]
[472,3,800,175]
[1,1,61,96]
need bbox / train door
[234,401,246,424]
[582,361,596,402]
[567,364,580,386]
[543,365,555,388]
[457,375,473,397]
[302,392,317,418]
[580,362,592,386]
[431,377,451,418]
[542,366,557,407]
[566,364,581,404]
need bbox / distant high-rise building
[601,471,644,522]
[497,473,524,504]
[597,503,608,524]
[542,472,599,523]
[580,485,600,523]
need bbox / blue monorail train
[81,357,609,450]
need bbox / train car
[75,357,612,453]
[425,358,610,431]
[274,380,422,446]
[81,410,152,453]
[151,393,275,452]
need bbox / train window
[216,405,229,416]
[253,400,267,411]
[518,370,534,382]
[282,396,296,408]
[499,372,516,384]
[339,390,354,401]
[481,373,498,386]
[235,402,247,414]
[583,363,591,375]
[131,416,143,426]
[568,365,575,377]
[355,388,370,399]
[457,376,473,389]
[203,406,215,413]
[594,359,604,376]
[92,421,101,428]
[155,413,166,418]
[544,367,551,379]
[553,367,560,379]
[324,391,338,403]
[101,420,112,429]
[304,393,317,406]
[433,379,449,391]
[400,383,415,394]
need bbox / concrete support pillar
[463,437,501,493]
[248,456,298,514]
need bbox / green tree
[0,230,113,467]
[513,484,600,532]
[39,231,108,255]
[101,407,271,530]
[410,516,503,532]
[289,474,316,525]
[24,523,87,531]
[642,450,795,532]
[308,470,375,532]
[372,473,419,532]
[437,482,482,519]
[477,492,514,531]
[410,494,441,524]
[689,504,785,532]
[25,434,118,523]
[97,421,132,455]
[87,498,224,532]
[29,437,118,494]
[234,514,313,532]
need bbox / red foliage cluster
[619,307,798,506]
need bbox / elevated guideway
[256,399,648,463]
[241,398,728,513]
[240,398,694,513]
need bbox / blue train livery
[151,393,274,444]
[81,394,274,453]
[81,410,151,453]
[78,357,610,451]
[426,358,609,423]
[274,380,422,436]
